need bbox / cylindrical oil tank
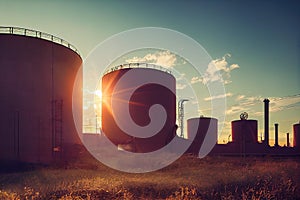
[293,123,300,149]
[0,27,82,164]
[101,66,176,153]
[232,120,258,144]
[186,117,218,154]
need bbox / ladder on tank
[52,100,63,160]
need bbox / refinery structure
[0,26,299,165]
[98,63,300,156]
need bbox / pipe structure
[287,133,290,147]
[263,99,270,146]
[274,123,279,147]
[178,99,189,138]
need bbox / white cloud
[204,92,233,101]
[226,94,300,117]
[226,105,248,115]
[236,95,245,101]
[191,54,240,85]
[229,64,239,70]
[176,83,187,90]
[225,94,262,116]
[253,111,263,116]
[125,51,177,68]
[191,76,202,84]
[269,94,300,112]
[176,73,186,81]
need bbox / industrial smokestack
[287,133,290,147]
[294,122,300,148]
[274,123,279,147]
[263,99,270,146]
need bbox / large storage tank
[293,122,300,150]
[186,117,218,154]
[0,27,82,164]
[232,119,258,144]
[101,64,176,153]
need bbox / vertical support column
[274,123,279,147]
[263,98,270,146]
[178,99,189,138]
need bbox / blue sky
[1,0,299,145]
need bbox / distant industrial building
[209,100,299,156]
[88,64,219,155]
[98,64,300,156]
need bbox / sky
[0,0,299,146]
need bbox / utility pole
[178,99,189,138]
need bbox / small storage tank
[101,64,176,153]
[0,27,82,164]
[293,122,300,149]
[186,117,218,154]
[232,118,258,144]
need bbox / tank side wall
[187,118,217,154]
[102,68,176,153]
[0,34,82,163]
[232,120,258,144]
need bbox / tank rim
[0,26,80,56]
[231,119,258,123]
[187,117,218,121]
[103,63,173,76]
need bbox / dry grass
[0,155,299,199]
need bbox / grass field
[0,154,299,199]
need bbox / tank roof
[188,116,218,121]
[0,26,80,56]
[231,119,258,123]
[103,63,173,76]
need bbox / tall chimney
[263,99,270,146]
[294,122,300,148]
[287,133,290,147]
[274,123,279,147]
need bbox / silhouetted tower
[178,99,189,138]
[263,98,270,146]
[286,133,290,147]
[274,123,279,147]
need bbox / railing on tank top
[103,63,173,75]
[0,26,80,56]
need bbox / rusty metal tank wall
[186,117,218,154]
[293,123,300,150]
[231,120,258,144]
[101,68,176,153]
[0,33,82,163]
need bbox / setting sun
[94,90,102,99]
